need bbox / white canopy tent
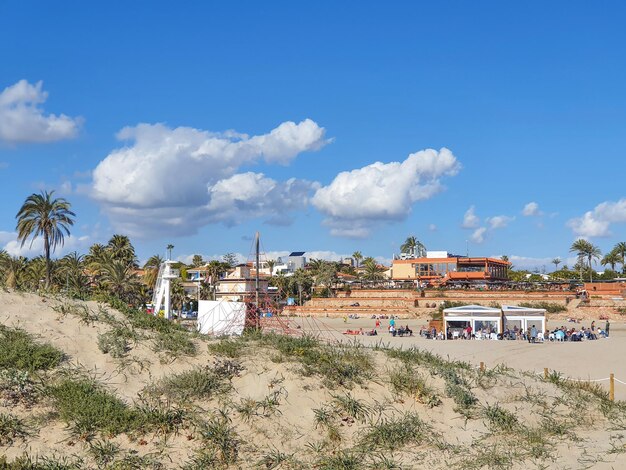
[501,305,546,334]
[197,300,247,336]
[443,305,502,339]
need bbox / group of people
[384,316,413,337]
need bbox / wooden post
[610,373,615,402]
[480,361,485,372]
[544,368,549,379]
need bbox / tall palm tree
[15,190,75,288]
[107,234,137,267]
[551,257,561,272]
[166,244,174,260]
[570,239,601,282]
[352,251,363,269]
[613,242,626,274]
[601,251,621,272]
[400,236,426,258]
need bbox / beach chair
[452,331,459,340]
[537,332,544,342]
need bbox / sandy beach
[294,315,626,399]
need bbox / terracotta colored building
[391,252,510,285]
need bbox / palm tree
[166,244,174,260]
[361,258,386,281]
[143,254,164,290]
[25,256,50,291]
[352,251,363,269]
[266,259,276,276]
[15,191,75,288]
[613,242,626,274]
[570,239,601,282]
[601,251,621,272]
[107,235,137,267]
[100,259,142,304]
[0,255,28,289]
[400,236,426,258]
[59,251,89,297]
[551,257,561,272]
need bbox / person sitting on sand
[404,325,413,336]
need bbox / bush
[97,329,130,358]
[519,302,567,313]
[46,377,136,438]
[0,412,33,445]
[153,330,197,357]
[0,325,64,372]
[0,369,39,407]
[148,363,235,402]
[258,333,373,387]
[360,413,431,450]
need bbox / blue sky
[1,1,625,270]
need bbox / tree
[601,251,621,272]
[570,239,601,282]
[551,257,561,272]
[143,254,164,290]
[613,242,626,273]
[15,190,75,288]
[191,254,204,267]
[361,258,386,281]
[100,259,143,304]
[59,252,89,297]
[266,259,276,276]
[352,251,363,269]
[1,255,28,289]
[107,235,137,267]
[400,236,426,258]
[167,244,174,260]
[222,252,238,267]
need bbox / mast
[255,231,260,329]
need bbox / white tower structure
[151,260,180,320]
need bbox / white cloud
[428,223,437,231]
[506,255,580,271]
[487,215,514,229]
[567,199,626,238]
[470,227,487,243]
[0,80,81,144]
[522,202,540,217]
[312,148,461,237]
[206,172,319,226]
[90,119,330,237]
[2,232,91,258]
[461,205,480,228]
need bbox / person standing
[606,319,610,337]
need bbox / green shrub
[208,338,246,358]
[97,329,130,358]
[388,364,441,407]
[152,330,196,357]
[46,377,136,438]
[361,413,431,450]
[197,412,240,465]
[258,333,372,387]
[0,412,33,445]
[519,302,566,313]
[0,326,64,372]
[147,364,233,402]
